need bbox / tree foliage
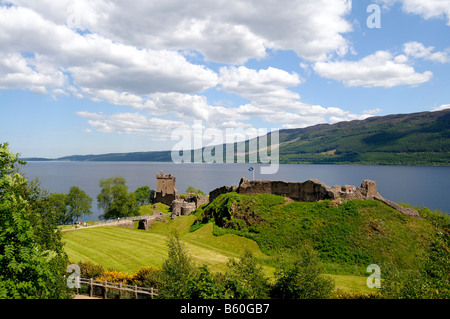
[97,177,138,219]
[0,143,71,299]
[134,185,155,206]
[272,245,335,299]
[66,186,93,223]
[159,232,196,299]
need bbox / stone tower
[155,170,178,205]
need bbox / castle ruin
[155,170,178,206]
[153,171,421,220]
[155,170,208,219]
[209,177,421,219]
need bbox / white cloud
[313,50,433,88]
[403,41,449,63]
[432,104,450,111]
[8,0,353,63]
[219,66,302,107]
[400,0,450,26]
[376,0,450,25]
[0,5,218,97]
[79,111,189,136]
[0,52,65,93]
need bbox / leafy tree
[224,249,270,299]
[188,265,226,299]
[97,177,138,219]
[48,193,70,225]
[272,245,335,299]
[66,186,93,223]
[134,185,155,206]
[159,232,196,299]
[0,143,71,299]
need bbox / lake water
[20,161,450,220]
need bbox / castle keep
[155,170,178,206]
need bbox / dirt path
[74,294,101,299]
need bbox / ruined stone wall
[237,177,336,202]
[209,185,238,203]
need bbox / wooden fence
[76,277,158,299]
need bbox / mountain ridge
[22,109,450,166]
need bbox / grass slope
[194,193,449,277]
[63,214,271,275]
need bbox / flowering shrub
[96,270,134,284]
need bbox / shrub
[132,266,162,289]
[76,260,106,279]
[272,245,335,299]
[159,232,196,299]
[96,270,133,284]
[223,250,270,299]
[188,265,226,299]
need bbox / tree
[0,143,71,299]
[134,185,155,206]
[97,177,138,219]
[188,265,226,299]
[224,249,270,299]
[159,232,196,299]
[272,245,335,299]
[48,193,70,225]
[66,186,93,223]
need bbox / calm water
[20,162,450,220]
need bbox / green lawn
[63,215,270,275]
[62,214,373,293]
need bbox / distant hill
[24,109,450,165]
[277,108,450,165]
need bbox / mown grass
[63,213,273,276]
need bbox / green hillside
[193,192,449,297]
[277,109,450,165]
[24,109,450,165]
[63,193,449,297]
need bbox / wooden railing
[77,277,158,299]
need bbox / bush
[76,260,106,279]
[272,245,335,299]
[188,265,226,299]
[159,232,196,299]
[132,266,162,289]
[223,250,270,299]
[96,270,133,284]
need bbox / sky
[0,0,449,158]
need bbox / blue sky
[0,0,449,158]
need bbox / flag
[248,167,254,172]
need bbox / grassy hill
[25,109,450,165]
[277,109,450,165]
[194,193,446,268]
